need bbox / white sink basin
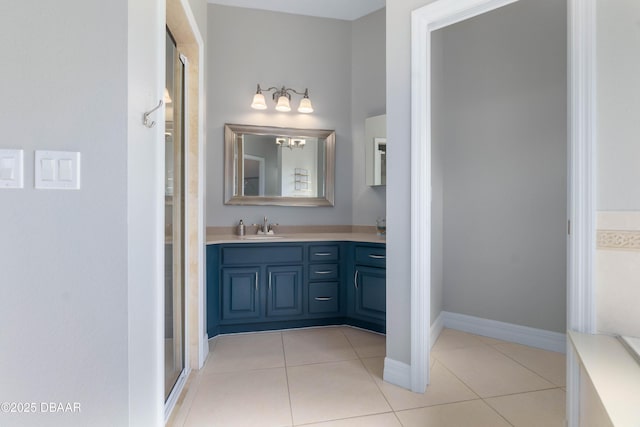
[242,235,285,240]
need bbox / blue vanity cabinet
[307,243,342,316]
[221,266,261,321]
[206,241,384,337]
[266,265,304,317]
[348,243,386,332]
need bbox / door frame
[410,2,596,426]
[410,0,521,394]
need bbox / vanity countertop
[206,232,385,245]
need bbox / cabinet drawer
[309,244,339,262]
[308,263,339,281]
[309,282,339,314]
[355,245,386,268]
[222,245,303,265]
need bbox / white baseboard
[441,311,566,353]
[430,311,445,349]
[383,357,412,390]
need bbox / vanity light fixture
[251,84,314,113]
[275,137,306,150]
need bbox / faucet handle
[268,223,279,233]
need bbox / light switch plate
[0,149,24,189]
[35,151,81,190]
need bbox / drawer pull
[268,272,272,290]
[314,270,333,274]
[314,252,332,256]
[354,270,359,289]
[314,297,333,301]
[255,272,258,291]
[368,254,386,259]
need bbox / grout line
[482,386,565,400]
[481,398,516,427]
[293,411,397,427]
[282,332,295,426]
[434,359,482,401]
[490,343,566,387]
[393,410,406,426]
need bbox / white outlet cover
[35,150,81,190]
[0,149,24,189]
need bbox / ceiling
[207,0,385,21]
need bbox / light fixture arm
[256,84,310,100]
[252,84,314,113]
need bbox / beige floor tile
[184,368,292,427]
[431,328,488,354]
[476,334,511,345]
[485,388,566,427]
[283,328,358,366]
[361,357,477,411]
[204,332,285,374]
[341,327,386,358]
[493,342,566,386]
[436,345,555,397]
[287,359,391,425]
[299,412,402,427]
[396,400,511,427]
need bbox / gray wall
[207,5,353,226]
[597,0,640,211]
[439,0,567,333]
[0,1,129,425]
[430,30,445,324]
[351,8,387,226]
[387,0,436,366]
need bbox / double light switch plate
[35,151,81,190]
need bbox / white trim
[383,357,412,390]
[410,0,520,395]
[441,311,566,353]
[567,0,596,337]
[567,0,597,426]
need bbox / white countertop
[569,331,640,427]
[206,232,386,245]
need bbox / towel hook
[143,99,163,128]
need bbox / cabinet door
[221,267,261,321]
[266,265,303,317]
[354,265,386,322]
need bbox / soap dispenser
[237,219,245,236]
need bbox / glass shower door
[164,29,186,401]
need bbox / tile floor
[167,327,566,427]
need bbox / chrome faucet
[263,216,268,234]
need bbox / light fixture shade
[275,95,291,112]
[251,93,267,110]
[298,97,314,113]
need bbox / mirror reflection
[365,114,387,186]
[224,124,335,206]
